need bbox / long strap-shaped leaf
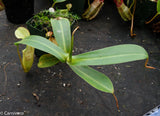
[51,18,71,53]
[15,35,67,62]
[70,44,148,65]
[69,65,114,94]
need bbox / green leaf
[14,35,68,62]
[70,44,148,66]
[54,0,66,3]
[15,27,30,39]
[69,65,114,93]
[157,0,160,14]
[38,54,59,68]
[51,18,71,53]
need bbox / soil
[0,0,160,116]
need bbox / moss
[29,9,80,33]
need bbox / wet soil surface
[0,0,160,116]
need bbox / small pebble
[79,89,82,92]
[63,83,66,87]
[17,83,21,88]
[67,83,71,87]
[45,81,49,84]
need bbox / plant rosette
[15,17,152,109]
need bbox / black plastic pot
[26,17,47,57]
[2,0,34,24]
[26,17,46,37]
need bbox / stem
[130,0,136,37]
[69,35,74,62]
[16,45,25,71]
[113,93,120,111]
[69,26,79,62]
[146,13,159,24]
[145,58,156,69]
[129,0,134,10]
[52,2,56,8]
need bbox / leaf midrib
[73,66,113,93]
[59,21,67,52]
[73,53,147,61]
[21,38,66,60]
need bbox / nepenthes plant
[82,0,135,37]
[15,17,151,109]
[82,0,160,37]
[114,0,136,37]
[115,0,160,37]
